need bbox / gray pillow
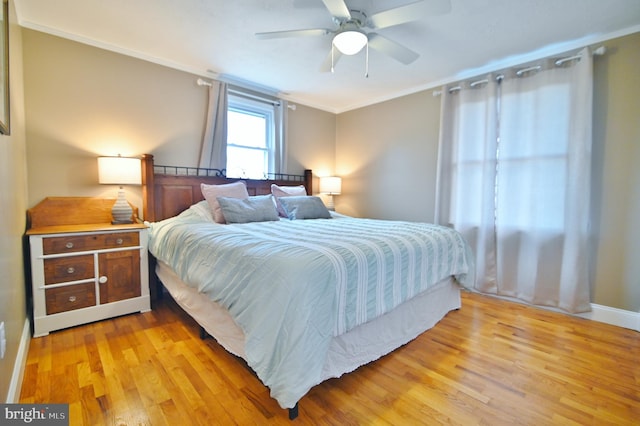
[216,195,280,224]
[279,196,332,220]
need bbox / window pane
[497,157,565,231]
[227,110,267,148]
[226,146,267,179]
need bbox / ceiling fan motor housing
[333,9,368,29]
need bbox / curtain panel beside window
[274,99,288,175]
[199,81,228,170]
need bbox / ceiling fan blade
[321,0,351,20]
[320,48,343,72]
[368,33,419,65]
[369,0,451,29]
[255,28,330,39]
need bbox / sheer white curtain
[435,79,500,293]
[436,48,593,313]
[198,81,228,170]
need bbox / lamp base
[111,188,134,224]
[325,194,335,211]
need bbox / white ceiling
[14,0,640,113]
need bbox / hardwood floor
[20,291,639,425]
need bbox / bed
[140,154,473,419]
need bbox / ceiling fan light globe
[333,30,367,55]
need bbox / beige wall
[23,30,335,218]
[286,103,336,195]
[335,32,640,312]
[335,91,441,221]
[0,0,28,402]
[591,32,640,311]
[23,30,205,215]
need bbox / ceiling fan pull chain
[365,42,369,78]
[331,44,335,73]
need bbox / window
[226,94,275,179]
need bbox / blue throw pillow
[217,195,280,224]
[279,196,332,220]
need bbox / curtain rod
[197,77,277,104]
[196,78,212,87]
[196,78,296,110]
[433,46,606,96]
[228,87,280,106]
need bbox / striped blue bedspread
[148,204,473,409]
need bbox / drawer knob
[99,276,108,284]
[116,238,124,245]
[68,296,77,302]
[67,267,75,274]
[65,242,74,249]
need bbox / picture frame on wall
[0,0,9,135]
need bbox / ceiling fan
[255,0,451,73]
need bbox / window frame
[226,93,276,179]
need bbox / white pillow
[271,184,307,217]
[201,181,249,223]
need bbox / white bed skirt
[156,260,461,387]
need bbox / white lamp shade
[98,156,142,185]
[333,30,367,55]
[320,176,342,195]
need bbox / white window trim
[227,93,276,178]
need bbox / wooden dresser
[26,197,151,337]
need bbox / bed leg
[148,255,163,300]
[156,282,164,300]
[288,403,298,420]
[199,326,209,340]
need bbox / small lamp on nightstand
[319,176,342,211]
[98,155,141,224]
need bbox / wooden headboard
[141,154,313,222]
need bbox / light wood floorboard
[20,291,640,425]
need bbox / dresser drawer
[45,283,96,315]
[43,232,140,254]
[44,255,94,285]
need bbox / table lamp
[98,155,141,224]
[319,176,342,211]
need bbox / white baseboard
[5,318,30,403]
[577,303,640,331]
[472,290,640,332]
